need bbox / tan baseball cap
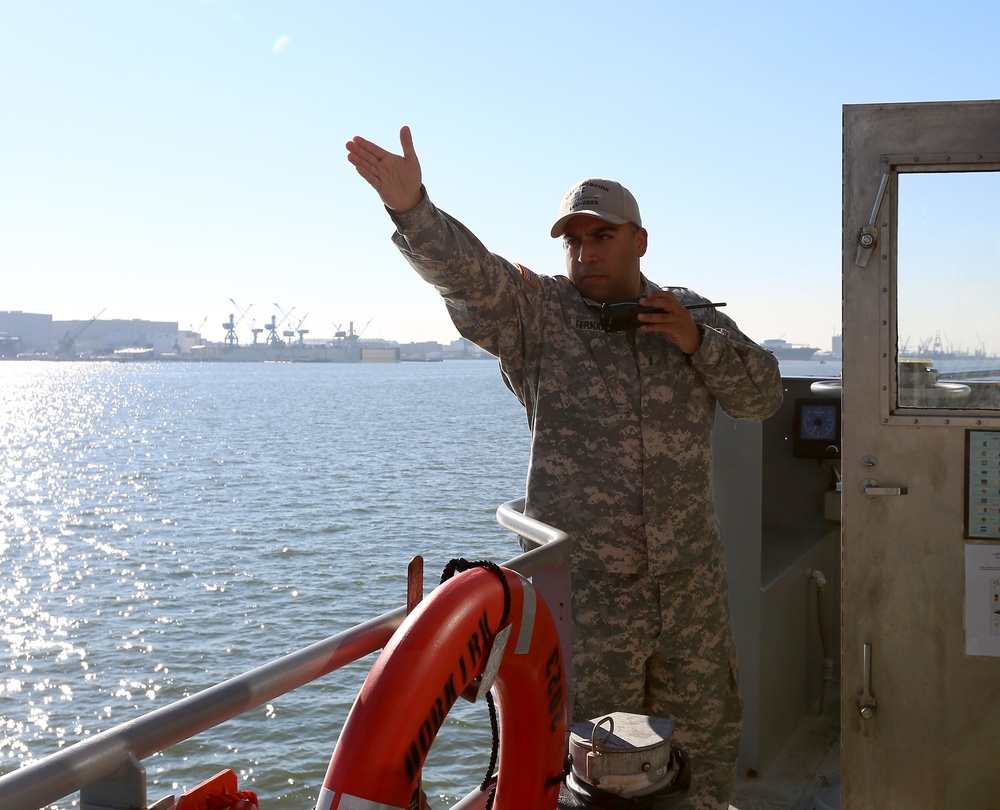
[550,178,642,237]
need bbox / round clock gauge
[801,403,838,441]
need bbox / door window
[896,171,1000,410]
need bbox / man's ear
[635,226,648,258]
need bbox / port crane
[250,320,264,345]
[57,307,107,357]
[273,303,297,345]
[332,320,370,342]
[223,299,253,346]
[293,314,309,345]
[264,315,281,345]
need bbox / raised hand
[345,125,423,212]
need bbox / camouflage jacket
[390,194,782,574]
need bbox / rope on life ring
[316,561,567,810]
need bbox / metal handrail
[0,500,571,810]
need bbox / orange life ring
[316,564,567,810]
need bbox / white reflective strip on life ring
[513,572,536,655]
[314,787,405,810]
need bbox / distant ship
[761,339,820,360]
[182,316,399,363]
[191,340,398,364]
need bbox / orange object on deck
[174,769,258,810]
[316,564,567,810]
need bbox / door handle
[858,642,876,720]
[860,478,908,497]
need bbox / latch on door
[860,478,908,497]
[855,172,890,267]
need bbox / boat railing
[0,498,571,810]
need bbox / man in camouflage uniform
[346,127,782,810]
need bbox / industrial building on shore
[0,311,486,363]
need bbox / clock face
[800,403,838,441]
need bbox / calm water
[1,356,856,808]
[0,359,531,808]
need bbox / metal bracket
[80,754,146,810]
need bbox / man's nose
[575,239,597,264]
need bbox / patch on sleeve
[515,262,539,288]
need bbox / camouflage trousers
[570,556,742,810]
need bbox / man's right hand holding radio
[636,290,702,355]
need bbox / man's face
[561,215,647,303]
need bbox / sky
[2,0,999,351]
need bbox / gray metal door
[842,100,1000,808]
